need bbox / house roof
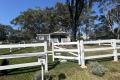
[37,31,69,36]
[50,31,69,35]
[37,34,49,36]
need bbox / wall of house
[36,35,49,43]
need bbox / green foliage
[94,23,115,39]
[89,61,106,77]
[11,2,71,39]
[97,0,120,39]
[107,5,120,39]
[0,24,13,41]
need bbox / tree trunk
[71,24,77,41]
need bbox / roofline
[37,34,50,36]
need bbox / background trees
[11,3,71,39]
[107,6,120,39]
[11,9,44,39]
[66,0,84,41]
[1,0,119,42]
[97,0,120,39]
[0,24,13,41]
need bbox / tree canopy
[9,0,120,41]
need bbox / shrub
[89,61,106,77]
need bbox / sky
[0,0,65,29]
[0,0,117,30]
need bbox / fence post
[112,39,118,62]
[98,39,101,46]
[80,40,87,68]
[77,40,81,65]
[44,41,48,72]
[38,59,44,80]
[52,42,55,62]
[41,63,44,80]
[48,34,51,46]
[111,39,113,46]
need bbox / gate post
[77,40,81,65]
[80,40,87,68]
[44,41,48,72]
[52,42,55,62]
[41,63,44,80]
[112,39,118,62]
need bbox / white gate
[52,41,81,65]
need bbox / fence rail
[1,39,120,80]
[52,39,120,68]
[0,42,48,80]
[52,41,81,65]
[0,52,45,59]
[0,43,45,49]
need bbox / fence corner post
[77,40,81,65]
[112,39,118,62]
[80,40,87,68]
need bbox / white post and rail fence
[0,42,48,80]
[52,39,120,68]
[0,39,120,80]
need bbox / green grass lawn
[0,45,120,80]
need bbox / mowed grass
[0,45,120,80]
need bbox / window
[39,36,44,40]
[47,36,49,40]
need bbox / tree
[66,0,84,41]
[42,7,59,33]
[97,0,120,39]
[11,3,71,40]
[0,24,13,41]
[80,0,97,40]
[11,8,44,39]
[94,24,115,39]
[107,5,120,39]
[43,3,71,33]
[55,2,71,32]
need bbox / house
[36,31,71,45]
[81,34,90,40]
[36,34,50,43]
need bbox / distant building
[0,41,2,44]
[36,31,71,45]
[81,34,90,40]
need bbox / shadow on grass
[48,60,60,70]
[5,66,41,75]
[58,73,66,80]
[0,59,9,75]
[0,60,60,76]
[86,57,116,64]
